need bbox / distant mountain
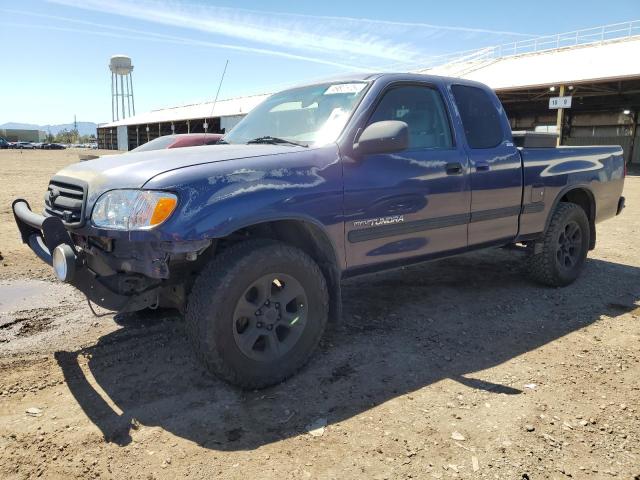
[0,122,98,136]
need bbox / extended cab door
[343,83,471,269]
[450,84,523,245]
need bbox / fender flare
[210,213,344,323]
[544,184,596,249]
[212,213,341,261]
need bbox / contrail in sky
[47,0,534,66]
[0,10,373,71]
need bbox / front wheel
[186,240,329,389]
[526,202,590,287]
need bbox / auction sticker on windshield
[324,83,367,95]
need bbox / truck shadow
[54,249,640,451]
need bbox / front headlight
[91,189,178,230]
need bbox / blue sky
[1,0,638,125]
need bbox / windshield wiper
[246,136,308,147]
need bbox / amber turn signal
[150,197,178,226]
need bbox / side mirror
[354,120,409,155]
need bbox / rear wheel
[526,202,590,287]
[186,240,328,389]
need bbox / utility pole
[555,85,565,146]
[628,110,637,167]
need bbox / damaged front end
[12,198,211,313]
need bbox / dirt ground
[0,148,118,281]
[0,150,638,480]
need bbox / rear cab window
[451,85,504,149]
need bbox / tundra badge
[353,215,404,228]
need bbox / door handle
[445,162,464,175]
[475,161,490,172]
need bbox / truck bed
[518,145,625,239]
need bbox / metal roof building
[98,21,640,163]
[98,93,270,150]
[0,128,46,143]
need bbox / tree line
[45,129,96,144]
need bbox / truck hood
[55,144,306,203]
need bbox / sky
[1,0,638,125]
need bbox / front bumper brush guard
[12,199,158,312]
[12,199,70,265]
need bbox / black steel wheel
[186,239,328,389]
[232,273,308,362]
[527,202,590,287]
[555,220,582,271]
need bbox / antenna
[205,60,229,136]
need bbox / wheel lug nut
[266,324,273,331]
[255,310,262,316]
[275,302,280,309]
[257,322,263,328]
[265,300,270,306]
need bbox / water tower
[109,55,135,121]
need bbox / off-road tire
[527,202,590,287]
[185,239,329,389]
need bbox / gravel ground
[0,150,638,479]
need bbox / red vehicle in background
[130,133,224,152]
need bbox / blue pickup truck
[13,73,625,388]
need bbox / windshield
[131,135,177,152]
[224,81,369,147]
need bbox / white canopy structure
[419,35,640,91]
